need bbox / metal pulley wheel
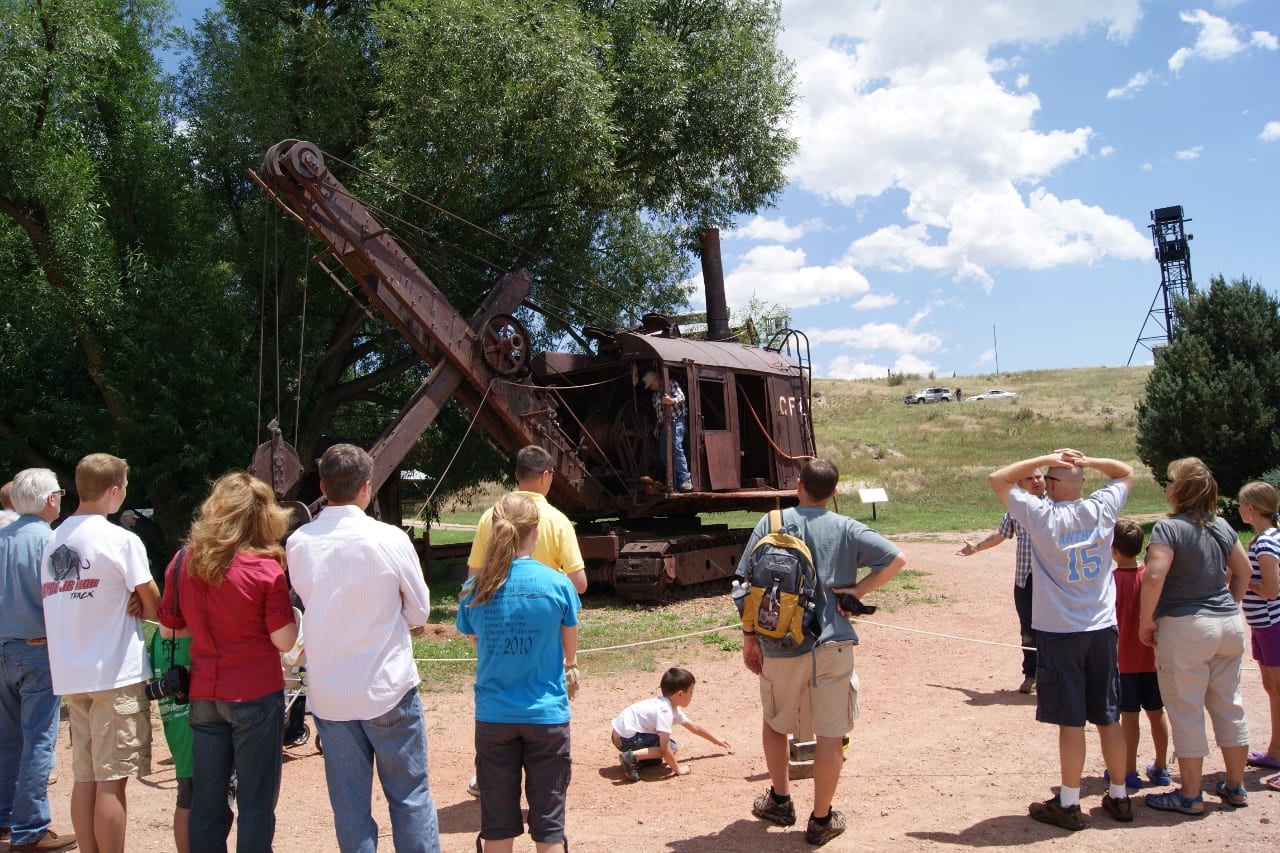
[479,313,530,375]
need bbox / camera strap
[167,549,187,670]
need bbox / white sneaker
[467,776,480,797]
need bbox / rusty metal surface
[617,332,802,377]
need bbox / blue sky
[165,1,1280,379]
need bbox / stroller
[281,607,319,752]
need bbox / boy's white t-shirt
[612,695,688,738]
[41,514,152,695]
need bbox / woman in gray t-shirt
[1139,457,1252,814]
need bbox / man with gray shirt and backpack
[736,458,905,846]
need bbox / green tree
[0,0,255,542]
[1135,275,1280,497]
[178,0,797,499]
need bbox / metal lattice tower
[1128,205,1194,365]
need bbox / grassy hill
[796,365,1164,534]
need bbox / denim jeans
[660,416,692,487]
[189,690,285,853]
[0,639,60,846]
[1013,578,1037,678]
[313,687,439,853]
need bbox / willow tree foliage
[1135,275,1280,497]
[0,0,256,538]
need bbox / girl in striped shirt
[1238,480,1280,787]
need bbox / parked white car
[964,389,1017,401]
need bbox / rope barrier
[408,618,1034,664]
[150,614,1035,666]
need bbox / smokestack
[699,228,734,341]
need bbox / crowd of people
[2,443,1278,850]
[984,449,1280,830]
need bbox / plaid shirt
[998,512,1033,588]
[651,379,687,423]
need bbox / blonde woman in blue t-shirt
[457,492,581,853]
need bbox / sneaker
[751,789,797,827]
[1029,794,1087,831]
[11,828,78,852]
[1018,677,1036,694]
[1102,793,1134,822]
[619,750,640,782]
[804,810,846,846]
[1146,763,1171,786]
[467,775,481,797]
[678,481,693,492]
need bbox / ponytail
[465,492,539,606]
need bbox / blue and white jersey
[1244,527,1280,628]
[1008,480,1129,633]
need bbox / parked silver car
[903,387,952,404]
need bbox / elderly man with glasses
[1,470,77,852]
[958,468,1048,694]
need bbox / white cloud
[823,356,890,380]
[1168,9,1278,72]
[1260,121,1280,142]
[1106,69,1154,99]
[806,321,942,355]
[1015,73,1030,89]
[842,186,1149,293]
[851,292,899,310]
[1252,30,1279,50]
[976,347,996,365]
[1141,162,1154,171]
[1098,145,1115,156]
[824,353,938,380]
[722,244,870,310]
[778,1,1149,290]
[1175,145,1203,160]
[725,215,813,243]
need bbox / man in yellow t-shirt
[467,445,586,594]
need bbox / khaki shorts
[67,683,153,782]
[759,641,859,738]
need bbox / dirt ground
[10,540,1279,852]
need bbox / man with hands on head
[989,448,1133,832]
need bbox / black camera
[145,665,190,705]
[836,592,876,616]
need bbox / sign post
[858,488,888,522]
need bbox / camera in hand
[145,665,190,705]
[836,592,876,616]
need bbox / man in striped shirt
[957,468,1047,694]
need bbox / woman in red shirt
[158,472,298,853]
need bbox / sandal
[1144,789,1205,815]
[1246,751,1280,769]
[1265,775,1280,793]
[1215,780,1247,807]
